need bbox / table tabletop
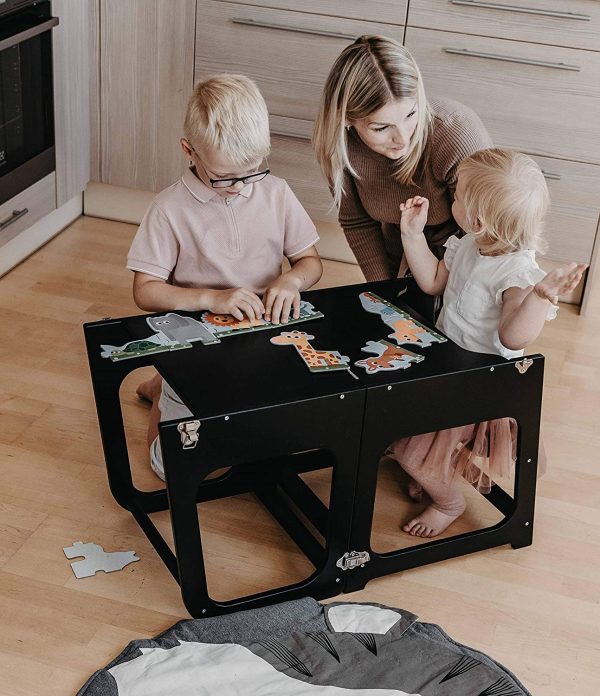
[112,280,503,421]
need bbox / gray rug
[78,598,530,695]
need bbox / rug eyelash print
[78,600,530,696]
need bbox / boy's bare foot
[402,505,463,538]
[136,373,162,404]
[407,478,425,502]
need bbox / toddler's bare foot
[136,373,162,404]
[402,505,463,538]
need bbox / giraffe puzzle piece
[359,291,447,347]
[355,340,425,374]
[271,330,354,376]
[63,541,139,579]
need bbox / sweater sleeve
[431,104,493,195]
[338,171,392,281]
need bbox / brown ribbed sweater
[339,96,493,281]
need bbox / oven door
[0,3,58,204]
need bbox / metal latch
[515,358,533,374]
[177,420,201,449]
[336,550,370,571]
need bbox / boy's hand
[400,196,429,238]
[207,287,265,321]
[263,275,301,324]
[533,263,587,304]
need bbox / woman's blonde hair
[184,74,270,165]
[313,35,432,208]
[457,148,549,255]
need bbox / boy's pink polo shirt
[126,169,319,294]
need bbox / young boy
[127,74,323,479]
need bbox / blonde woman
[388,148,586,537]
[313,35,492,315]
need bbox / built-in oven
[0,0,58,206]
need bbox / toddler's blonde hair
[184,74,270,166]
[457,148,549,255]
[313,35,432,209]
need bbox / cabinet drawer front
[214,0,408,25]
[195,1,405,132]
[408,0,600,52]
[269,134,336,222]
[0,173,56,249]
[405,28,600,165]
[531,155,600,265]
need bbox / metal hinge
[515,358,533,374]
[177,420,201,449]
[336,550,370,571]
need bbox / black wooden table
[83,280,544,617]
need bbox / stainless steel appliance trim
[0,16,59,52]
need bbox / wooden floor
[1,215,599,695]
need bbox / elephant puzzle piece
[359,291,447,347]
[201,300,323,338]
[63,541,139,579]
[355,340,425,374]
[271,330,357,378]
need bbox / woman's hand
[533,263,587,304]
[263,275,302,324]
[206,288,265,321]
[400,196,429,238]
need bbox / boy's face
[181,140,264,198]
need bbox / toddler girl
[390,147,586,538]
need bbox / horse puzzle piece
[63,541,139,579]
[201,300,323,338]
[359,291,447,347]
[355,340,425,374]
[271,330,357,379]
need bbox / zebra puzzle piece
[355,340,425,374]
[63,541,139,579]
[359,291,447,347]
[271,330,357,378]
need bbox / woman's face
[349,98,418,160]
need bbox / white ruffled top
[436,234,557,359]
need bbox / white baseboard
[0,193,83,277]
[84,181,154,224]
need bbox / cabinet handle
[450,0,590,22]
[541,170,561,181]
[231,17,357,41]
[271,129,310,142]
[0,208,28,231]
[442,47,580,71]
[0,17,59,52]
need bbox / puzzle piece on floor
[355,340,425,373]
[271,330,357,378]
[63,541,139,579]
[201,300,323,338]
[359,291,447,347]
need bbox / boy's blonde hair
[184,74,270,166]
[457,148,549,255]
[313,35,432,208]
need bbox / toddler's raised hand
[207,287,265,321]
[400,196,429,238]
[533,263,587,304]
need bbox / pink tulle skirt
[388,418,545,494]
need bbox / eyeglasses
[208,169,270,189]
[187,142,270,188]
